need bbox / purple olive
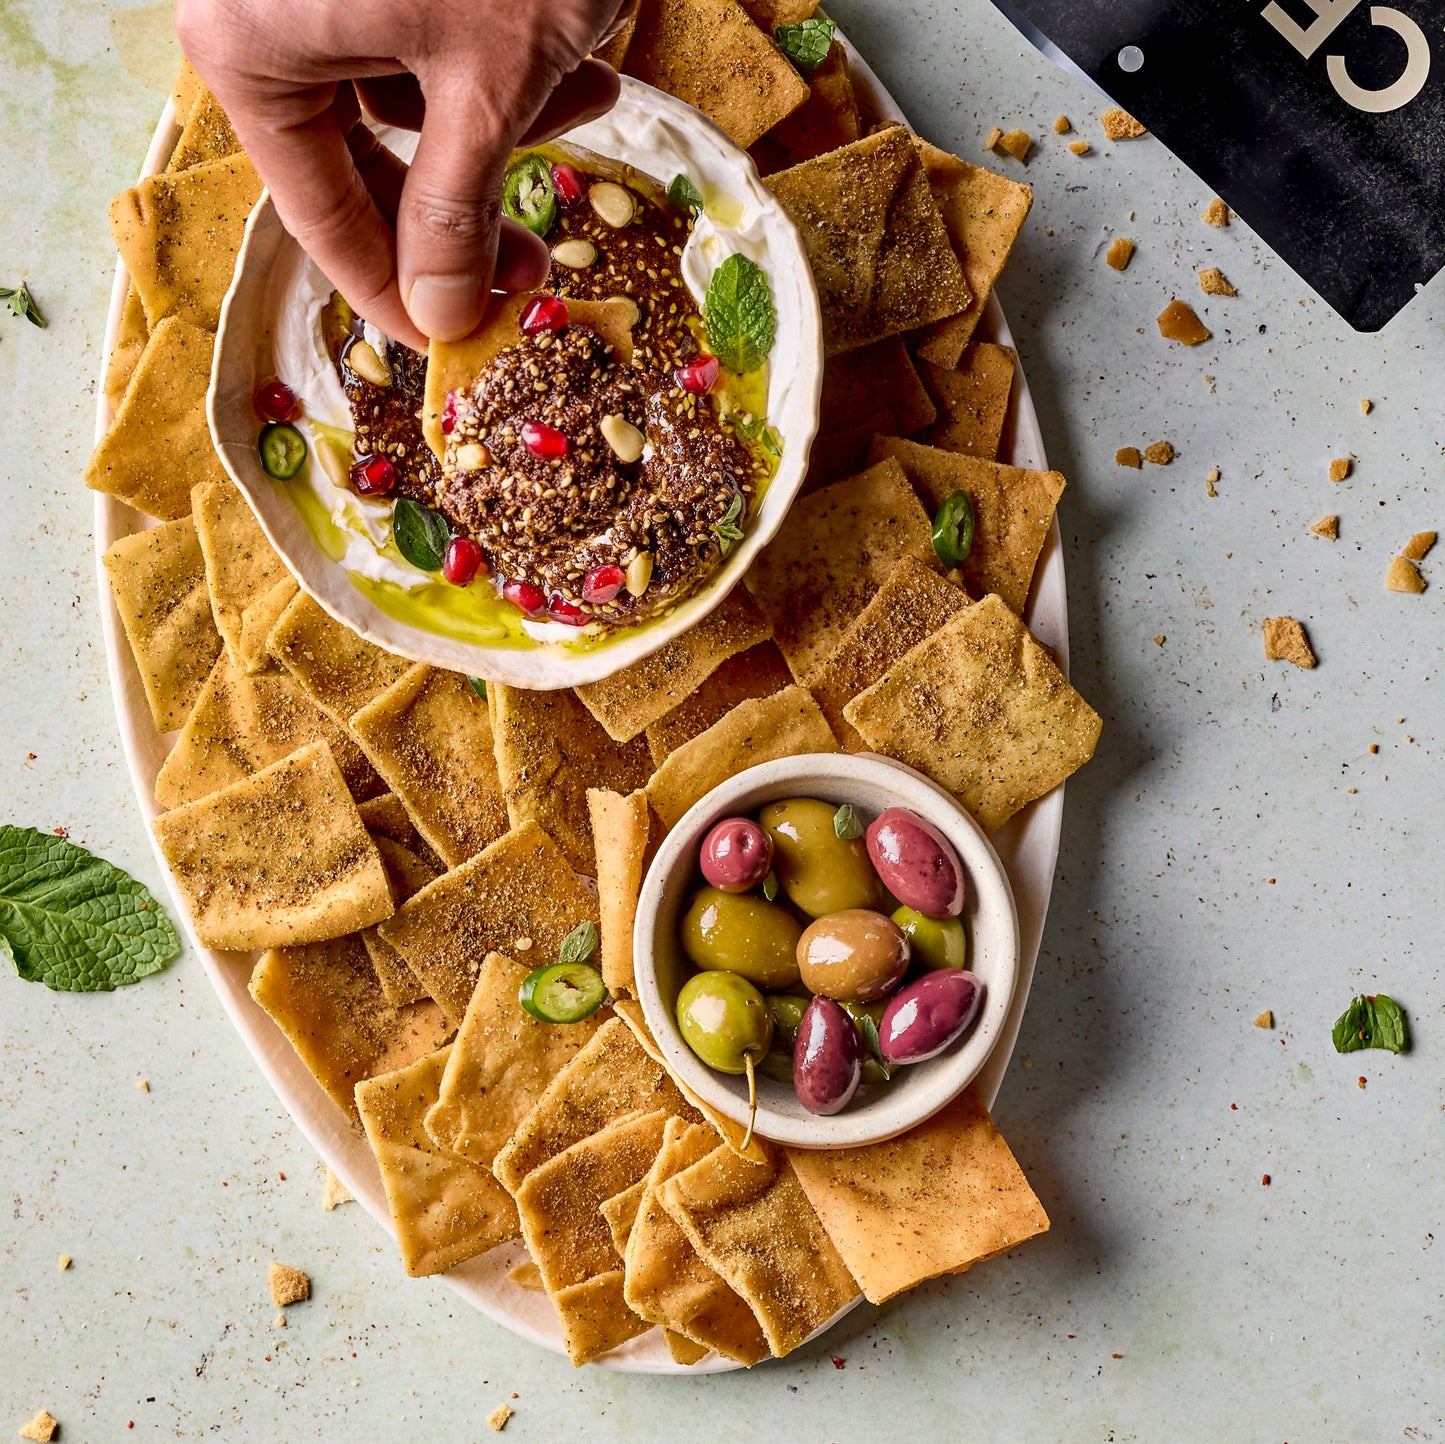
[879,970,983,1066]
[866,807,965,918]
[700,817,774,894]
[793,996,863,1115]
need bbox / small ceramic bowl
[633,753,1021,1150]
[208,77,823,690]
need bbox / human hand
[177,0,630,348]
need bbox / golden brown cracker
[1198,266,1236,296]
[644,641,794,764]
[1384,557,1426,595]
[104,284,149,406]
[1101,108,1147,139]
[360,835,441,1005]
[766,127,971,355]
[1262,615,1318,665]
[154,741,394,950]
[917,341,1015,460]
[166,85,241,172]
[1311,515,1340,540]
[586,789,653,996]
[1401,531,1436,561]
[844,595,1102,831]
[1105,237,1135,271]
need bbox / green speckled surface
[3,1,1442,1438]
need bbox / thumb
[396,107,549,342]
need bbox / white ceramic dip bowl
[208,77,822,689]
[633,752,1022,1151]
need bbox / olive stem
[741,1050,759,1154]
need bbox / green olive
[757,1048,795,1084]
[767,993,810,1044]
[891,906,968,970]
[676,971,773,1074]
[759,798,883,918]
[680,886,803,990]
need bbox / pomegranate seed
[521,420,568,459]
[520,294,569,335]
[350,454,397,496]
[440,389,458,435]
[582,564,625,604]
[548,596,589,626]
[551,162,585,206]
[442,536,486,586]
[677,354,720,395]
[503,578,547,615]
[253,378,299,422]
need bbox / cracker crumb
[321,1168,353,1210]
[1206,468,1220,497]
[1328,457,1351,482]
[1262,616,1316,669]
[984,125,1003,151]
[1253,1010,1273,1029]
[1311,515,1339,539]
[1105,237,1135,271]
[1202,197,1231,227]
[1067,139,1091,155]
[488,1404,514,1432]
[1401,530,1436,561]
[1370,743,1379,753]
[1053,115,1071,133]
[1198,266,1236,297]
[998,128,1032,162]
[268,1261,310,1307]
[1358,1076,1367,1089]
[1385,556,1426,594]
[1101,108,1146,139]
[1360,398,1372,414]
[1143,441,1174,465]
[1116,447,1142,469]
[274,1312,287,1328]
[57,1255,71,1271]
[1153,635,1165,646]
[1261,1174,1271,1187]
[135,1079,148,1092]
[18,1412,58,1443]
[1157,298,1211,345]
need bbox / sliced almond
[551,238,598,269]
[589,181,636,229]
[626,550,653,597]
[455,442,490,471]
[347,339,392,387]
[600,413,645,463]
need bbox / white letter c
[1326,5,1431,111]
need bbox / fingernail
[405,274,485,343]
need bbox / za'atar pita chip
[646,685,838,829]
[624,1117,771,1365]
[600,1179,648,1256]
[843,594,1102,831]
[644,641,793,764]
[786,1088,1049,1304]
[266,589,412,725]
[378,821,597,1028]
[918,342,1016,460]
[424,294,636,459]
[424,951,602,1165]
[249,932,451,1119]
[869,437,1065,615]
[85,317,227,521]
[102,517,221,732]
[657,1142,859,1357]
[550,1271,651,1367]
[745,457,941,681]
[153,655,380,809]
[153,741,394,950]
[103,284,148,406]
[810,557,969,749]
[236,577,299,672]
[350,665,509,869]
[493,1016,697,1194]
[166,85,240,173]
[109,152,261,331]
[749,40,861,175]
[766,126,970,355]
[908,140,1033,367]
[624,0,809,150]
[490,684,652,875]
[356,1044,521,1275]
[573,589,772,743]
[586,789,652,996]
[191,479,292,672]
[357,792,441,867]
[736,0,816,23]
[360,835,441,1005]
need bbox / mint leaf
[712,492,745,557]
[668,173,704,214]
[1333,993,1408,1054]
[558,920,598,966]
[0,281,45,328]
[833,803,864,840]
[0,825,180,992]
[732,414,766,442]
[392,498,450,571]
[776,17,836,75]
[703,254,776,375]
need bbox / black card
[990,0,1445,331]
